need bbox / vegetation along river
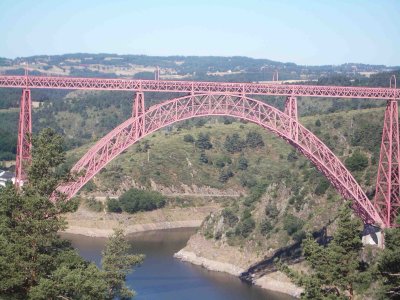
[63,228,295,300]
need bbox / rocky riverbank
[63,205,302,297]
[174,233,303,298]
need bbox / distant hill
[0,53,398,83]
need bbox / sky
[0,0,399,66]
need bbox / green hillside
[62,106,387,253]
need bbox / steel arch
[57,93,384,227]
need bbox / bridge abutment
[362,224,384,248]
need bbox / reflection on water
[63,228,295,300]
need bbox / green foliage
[199,152,209,164]
[279,202,364,299]
[351,121,382,153]
[265,203,279,219]
[102,229,144,299]
[218,168,234,183]
[0,129,116,299]
[260,218,273,236]
[345,151,369,172]
[287,150,298,162]
[243,182,268,207]
[135,140,151,153]
[222,208,239,227]
[0,126,17,160]
[119,188,166,213]
[195,132,212,150]
[28,251,109,300]
[183,134,195,143]
[239,174,257,188]
[237,156,249,170]
[377,225,400,299]
[107,198,122,213]
[27,128,67,197]
[245,131,265,148]
[82,179,96,192]
[283,214,305,236]
[315,119,321,127]
[224,133,245,153]
[314,178,330,195]
[215,157,226,168]
[235,216,256,238]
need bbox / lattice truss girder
[0,75,399,99]
[56,93,384,227]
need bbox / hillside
[66,105,384,242]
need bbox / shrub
[199,152,209,164]
[224,133,245,153]
[219,169,234,183]
[235,217,255,238]
[196,133,212,150]
[107,198,122,213]
[195,119,207,128]
[260,218,273,236]
[119,188,166,214]
[183,134,195,143]
[243,183,267,207]
[283,214,305,236]
[238,156,248,170]
[315,119,321,127]
[315,178,330,195]
[215,158,225,168]
[292,230,306,242]
[245,131,264,148]
[345,151,369,172]
[222,208,239,227]
[265,203,279,219]
[239,175,257,188]
[287,150,298,162]
[82,180,96,192]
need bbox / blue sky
[0,0,399,65]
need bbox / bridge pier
[362,224,384,248]
[15,88,32,187]
[374,75,400,228]
[284,96,298,141]
[133,91,145,139]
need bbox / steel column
[15,89,32,186]
[374,77,400,227]
[284,96,298,141]
[134,92,145,139]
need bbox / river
[63,228,295,300]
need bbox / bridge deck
[0,75,398,100]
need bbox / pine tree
[102,229,144,299]
[0,129,143,299]
[377,217,400,299]
[279,202,363,299]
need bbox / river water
[63,228,295,300]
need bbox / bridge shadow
[239,226,330,284]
